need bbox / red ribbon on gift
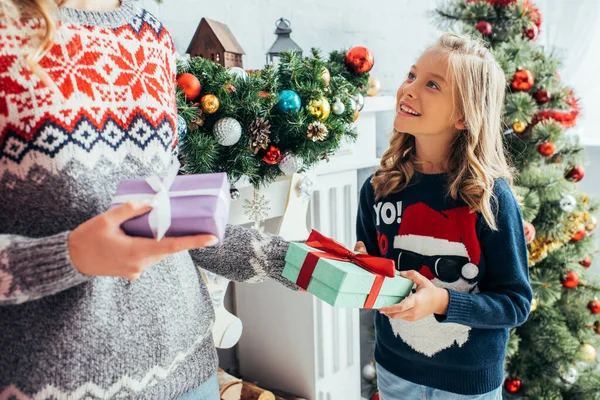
[296,230,396,308]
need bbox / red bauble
[486,0,517,6]
[262,145,281,165]
[561,270,580,289]
[371,392,380,400]
[524,222,536,244]
[504,378,522,394]
[476,21,493,36]
[538,142,555,157]
[588,299,600,314]
[345,47,375,75]
[581,256,593,268]
[511,69,535,92]
[524,24,539,40]
[572,228,587,242]
[176,73,201,101]
[535,89,551,104]
[567,166,585,182]
[258,91,270,98]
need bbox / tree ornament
[200,94,220,114]
[367,76,381,96]
[572,227,586,242]
[307,122,328,142]
[504,378,522,394]
[321,67,331,86]
[362,362,377,381]
[177,115,188,141]
[243,190,270,231]
[176,73,201,101]
[354,93,365,111]
[511,69,535,92]
[230,187,240,201]
[308,97,331,121]
[345,46,375,74]
[371,392,380,400]
[535,89,551,104]
[538,141,555,157]
[594,321,600,335]
[278,152,301,176]
[588,299,600,314]
[524,222,536,244]
[275,90,301,113]
[530,298,538,312]
[298,175,314,199]
[213,117,242,146]
[524,24,539,40]
[512,120,527,134]
[332,98,346,115]
[566,166,585,182]
[561,270,579,289]
[559,195,577,213]
[248,117,271,154]
[225,83,236,93]
[586,216,598,232]
[578,343,597,361]
[258,91,270,98]
[475,21,492,36]
[262,145,281,165]
[354,109,360,122]
[580,256,592,268]
[562,366,579,386]
[228,67,248,80]
[487,0,517,6]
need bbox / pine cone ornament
[248,117,271,154]
[307,121,328,142]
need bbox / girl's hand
[68,201,219,280]
[354,241,368,254]
[379,270,449,321]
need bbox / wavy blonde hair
[0,0,64,90]
[371,33,511,230]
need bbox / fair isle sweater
[0,2,291,399]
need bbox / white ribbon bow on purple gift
[111,158,222,241]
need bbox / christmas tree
[434,0,600,398]
[176,47,374,192]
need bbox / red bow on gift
[296,230,396,308]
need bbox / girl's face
[394,48,465,138]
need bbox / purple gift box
[110,173,231,244]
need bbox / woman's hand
[68,201,218,280]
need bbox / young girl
[356,34,533,399]
[0,1,294,399]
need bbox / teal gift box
[282,234,414,308]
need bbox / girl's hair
[0,0,64,90]
[371,33,511,230]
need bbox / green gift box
[282,241,414,308]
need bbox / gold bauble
[367,76,381,97]
[530,298,538,312]
[578,343,597,362]
[586,215,598,232]
[308,97,331,121]
[353,109,360,122]
[321,67,331,86]
[200,94,220,114]
[513,120,527,134]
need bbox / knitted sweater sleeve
[0,232,91,305]
[188,225,298,290]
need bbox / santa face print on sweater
[378,202,482,357]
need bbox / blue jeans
[376,363,503,400]
[177,373,220,400]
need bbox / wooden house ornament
[187,18,245,68]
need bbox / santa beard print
[386,203,482,357]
